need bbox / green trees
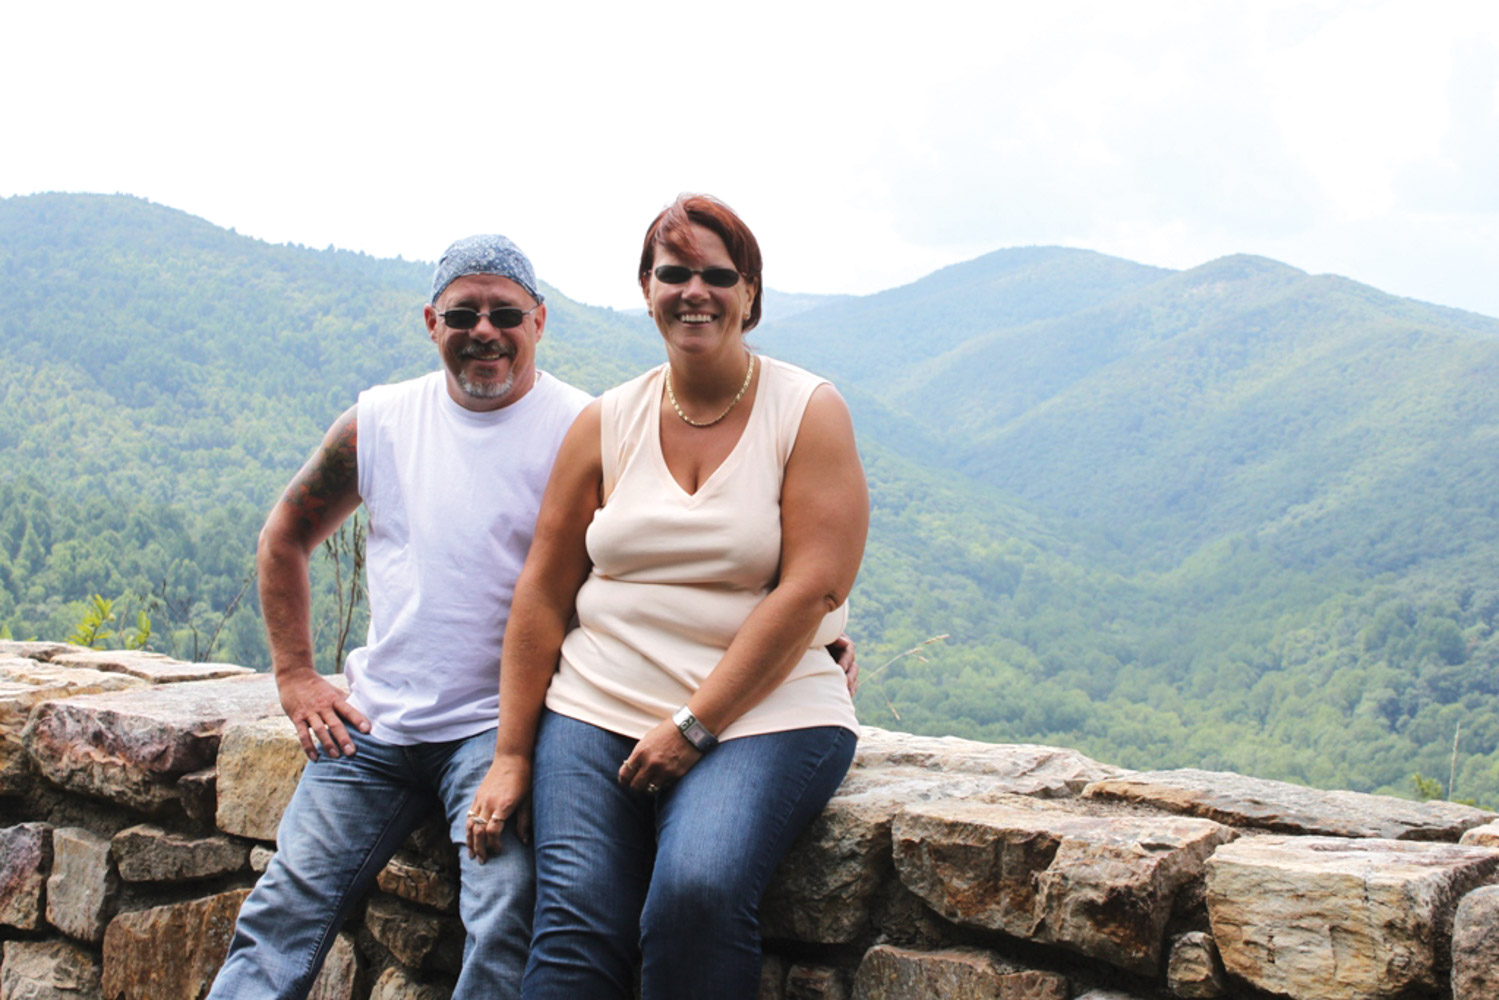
[7,192,1499,806]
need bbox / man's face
[424,274,546,412]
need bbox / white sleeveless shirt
[348,371,592,744]
[545,356,859,741]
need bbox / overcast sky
[4,1,1497,318]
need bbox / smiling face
[423,273,545,411]
[643,224,757,358]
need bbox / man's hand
[828,633,859,696]
[278,668,371,761]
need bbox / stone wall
[4,640,1499,1000]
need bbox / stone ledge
[893,797,1235,974]
[22,674,283,815]
[1083,768,1496,840]
[1206,835,1499,1000]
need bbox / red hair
[638,194,764,332]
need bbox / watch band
[672,706,718,753]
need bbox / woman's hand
[466,752,532,863]
[617,718,703,794]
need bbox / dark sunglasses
[438,305,539,330]
[653,265,742,288]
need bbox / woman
[467,194,867,999]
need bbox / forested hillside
[4,192,1498,805]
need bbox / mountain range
[3,192,1497,804]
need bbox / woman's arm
[467,401,602,860]
[619,384,868,792]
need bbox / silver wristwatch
[672,706,718,753]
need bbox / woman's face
[644,224,756,357]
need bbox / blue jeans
[523,711,857,1000]
[207,727,534,1000]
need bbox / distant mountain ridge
[4,192,1499,806]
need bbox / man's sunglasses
[438,305,540,330]
[653,265,742,288]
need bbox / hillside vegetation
[4,192,1498,804]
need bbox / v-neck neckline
[650,361,761,501]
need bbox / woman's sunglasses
[653,265,742,288]
[438,305,540,330]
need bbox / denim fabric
[523,711,857,1000]
[207,727,534,1000]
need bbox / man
[208,235,591,1000]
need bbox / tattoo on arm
[282,406,359,535]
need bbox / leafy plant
[66,594,152,650]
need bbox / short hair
[638,194,764,332]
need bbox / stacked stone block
[3,639,1499,999]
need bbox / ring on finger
[646,783,660,794]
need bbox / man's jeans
[207,727,533,1000]
[523,710,857,1000]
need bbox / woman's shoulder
[602,363,666,405]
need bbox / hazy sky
[5,1,1497,317]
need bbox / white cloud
[3,0,1498,318]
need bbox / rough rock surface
[0,658,145,794]
[764,729,1121,944]
[1205,835,1499,1000]
[0,640,77,660]
[850,945,1068,1000]
[177,767,218,825]
[1,938,104,1000]
[368,966,449,1000]
[216,708,340,840]
[0,821,53,929]
[1084,768,1495,840]
[377,852,458,913]
[759,954,786,1000]
[307,931,362,1000]
[110,823,248,882]
[1459,820,1499,848]
[893,798,1235,973]
[364,895,453,972]
[1452,884,1499,1000]
[1167,931,1224,998]
[99,888,250,1000]
[853,727,1126,796]
[23,674,282,815]
[45,649,253,684]
[785,963,848,1000]
[46,827,118,945]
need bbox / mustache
[459,344,515,361]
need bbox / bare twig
[861,634,950,722]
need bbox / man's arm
[258,403,370,760]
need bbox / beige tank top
[543,355,859,740]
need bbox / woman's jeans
[523,710,857,1000]
[206,727,534,1000]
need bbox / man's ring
[622,759,638,772]
[467,810,481,818]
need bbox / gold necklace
[666,353,756,428]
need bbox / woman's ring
[646,783,660,794]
